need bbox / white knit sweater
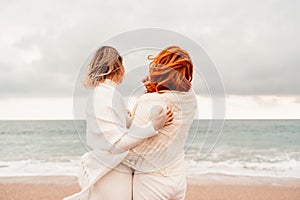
[123,89,197,176]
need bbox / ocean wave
[185,159,300,178]
[0,159,81,177]
[1,158,300,178]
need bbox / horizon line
[0,118,299,121]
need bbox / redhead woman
[64,46,173,200]
[122,46,197,200]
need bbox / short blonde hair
[84,46,124,88]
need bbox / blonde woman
[64,46,173,200]
[122,46,197,200]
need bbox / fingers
[166,106,173,119]
[164,106,174,126]
[164,120,173,126]
[166,106,172,115]
[127,109,132,118]
[151,105,174,129]
[166,115,174,123]
[164,117,174,126]
[141,76,149,83]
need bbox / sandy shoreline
[0,174,299,200]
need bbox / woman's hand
[150,106,174,131]
[164,106,174,126]
[127,110,133,118]
[126,109,133,128]
[141,76,149,84]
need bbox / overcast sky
[0,0,299,119]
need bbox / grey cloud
[0,0,299,97]
[252,96,280,108]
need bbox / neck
[105,79,118,86]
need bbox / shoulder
[88,86,125,114]
[139,92,159,100]
[93,85,124,101]
[133,93,159,113]
[136,92,164,105]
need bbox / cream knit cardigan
[123,89,197,176]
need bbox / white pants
[89,163,133,200]
[133,173,186,200]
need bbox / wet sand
[0,174,299,200]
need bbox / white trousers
[133,173,186,200]
[89,163,133,200]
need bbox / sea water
[0,120,299,178]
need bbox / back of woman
[126,90,197,174]
[123,46,197,200]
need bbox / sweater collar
[102,79,118,88]
[95,79,118,90]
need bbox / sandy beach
[0,174,299,200]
